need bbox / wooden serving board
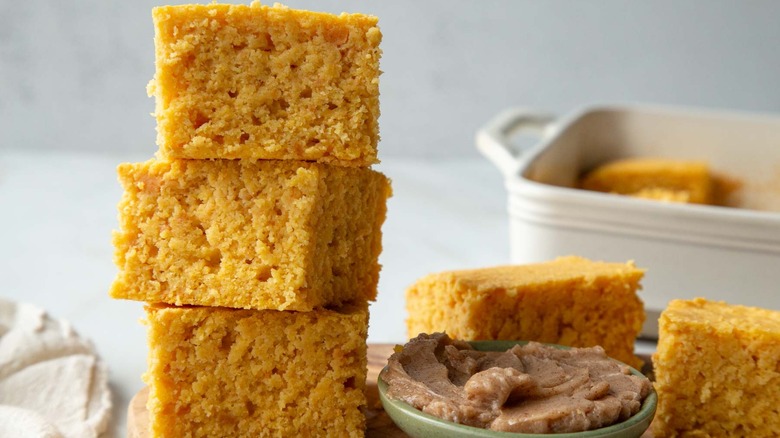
[128,344,653,437]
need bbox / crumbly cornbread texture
[653,298,780,437]
[110,159,391,311]
[405,256,645,368]
[149,2,381,165]
[580,158,713,204]
[144,303,369,438]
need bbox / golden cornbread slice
[580,158,713,204]
[110,159,391,311]
[144,303,368,437]
[653,298,780,437]
[406,256,645,368]
[149,2,381,165]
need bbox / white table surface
[0,150,655,435]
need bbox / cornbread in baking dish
[144,303,369,437]
[405,256,645,368]
[149,2,382,165]
[580,158,714,204]
[653,298,780,437]
[110,159,391,311]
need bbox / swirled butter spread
[383,333,651,433]
[0,298,112,438]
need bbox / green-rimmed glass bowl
[378,340,656,438]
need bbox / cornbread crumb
[110,159,391,311]
[150,2,381,165]
[144,303,369,437]
[653,298,780,437]
[405,256,645,368]
[580,158,713,204]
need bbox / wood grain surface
[128,344,654,437]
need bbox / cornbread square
[149,3,381,165]
[653,298,780,437]
[580,158,713,204]
[405,256,645,368]
[110,159,391,311]
[145,303,369,437]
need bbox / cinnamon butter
[383,333,652,433]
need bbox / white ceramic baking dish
[476,104,780,337]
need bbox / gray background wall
[2,0,779,159]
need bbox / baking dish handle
[475,108,556,177]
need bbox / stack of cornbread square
[109,3,389,436]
